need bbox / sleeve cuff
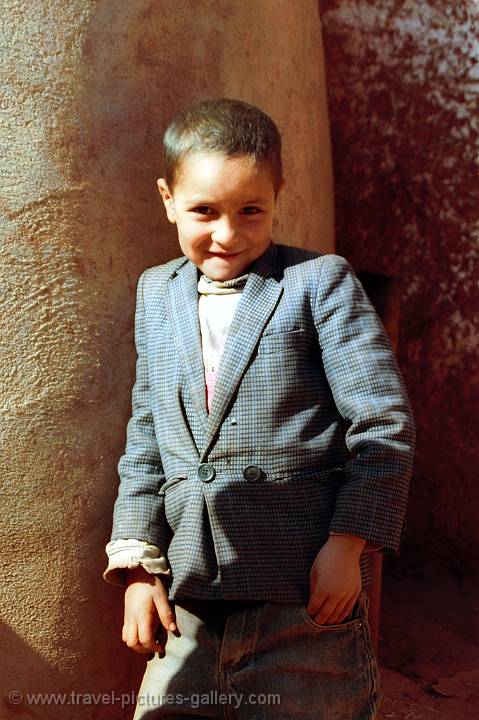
[328,531,385,553]
[103,539,171,587]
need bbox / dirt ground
[376,562,478,720]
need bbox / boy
[104,98,415,719]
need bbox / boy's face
[157,152,285,281]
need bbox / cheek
[250,216,273,236]
[244,222,271,244]
[250,224,274,248]
[177,225,206,252]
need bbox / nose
[210,216,237,247]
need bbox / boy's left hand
[306,534,366,625]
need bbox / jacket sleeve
[314,255,415,554]
[104,269,171,584]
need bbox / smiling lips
[208,251,241,257]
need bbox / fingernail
[169,622,176,631]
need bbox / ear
[156,178,177,224]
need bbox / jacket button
[243,465,263,482]
[198,463,216,482]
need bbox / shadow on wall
[1,621,53,717]
[319,0,479,579]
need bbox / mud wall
[0,1,333,717]
[320,1,478,576]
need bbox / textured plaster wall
[320,1,478,576]
[0,1,333,717]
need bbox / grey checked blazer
[108,242,415,603]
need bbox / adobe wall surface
[0,1,333,716]
[320,1,478,576]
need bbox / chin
[205,269,239,281]
[202,259,249,281]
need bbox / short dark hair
[162,98,283,194]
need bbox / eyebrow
[187,197,269,205]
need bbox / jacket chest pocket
[256,328,304,355]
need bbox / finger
[122,618,137,645]
[132,641,157,655]
[341,594,360,622]
[327,590,361,624]
[122,623,153,654]
[308,596,337,624]
[327,597,355,624]
[306,591,328,617]
[153,595,178,633]
[137,617,166,653]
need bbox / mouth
[207,251,241,258]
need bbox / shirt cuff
[103,539,171,587]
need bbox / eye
[241,206,262,215]
[191,206,214,215]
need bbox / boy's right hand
[122,566,177,655]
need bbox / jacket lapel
[200,242,283,460]
[166,259,209,433]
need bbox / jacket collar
[166,242,283,459]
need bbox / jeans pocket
[301,592,363,631]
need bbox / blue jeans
[132,590,381,719]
